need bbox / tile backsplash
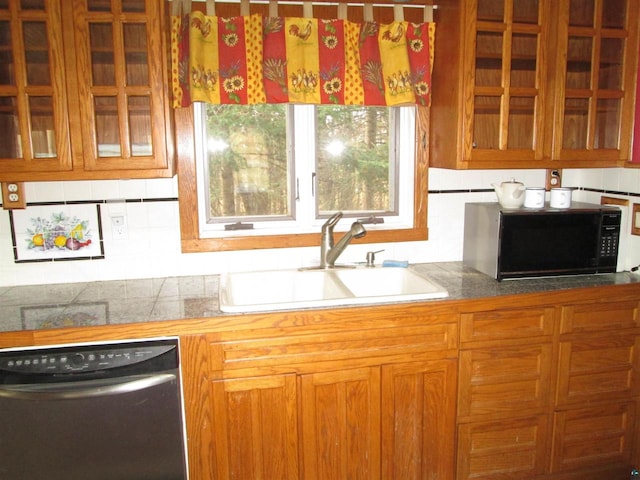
[1,168,639,287]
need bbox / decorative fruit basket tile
[10,204,104,263]
[21,302,109,329]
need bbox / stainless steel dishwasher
[0,338,188,480]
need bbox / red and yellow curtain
[171,11,435,107]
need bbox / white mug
[550,188,572,208]
[524,188,545,208]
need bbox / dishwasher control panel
[0,341,176,375]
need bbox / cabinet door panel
[381,359,457,480]
[461,306,555,344]
[560,300,640,334]
[0,1,71,172]
[211,375,299,480]
[457,416,550,480]
[552,0,639,162]
[556,333,639,405]
[458,344,553,417]
[300,367,380,480]
[73,0,170,172]
[551,402,636,473]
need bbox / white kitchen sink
[219,267,448,313]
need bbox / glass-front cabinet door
[430,0,639,169]
[552,0,639,163]
[73,0,171,173]
[466,0,549,165]
[0,0,72,173]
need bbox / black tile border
[427,187,640,197]
[12,197,180,207]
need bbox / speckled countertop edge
[0,262,638,333]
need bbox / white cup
[550,188,572,208]
[524,188,545,208]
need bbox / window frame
[194,103,416,236]
[175,105,429,253]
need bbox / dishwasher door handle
[0,373,176,400]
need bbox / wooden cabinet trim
[207,323,458,374]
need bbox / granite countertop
[1,262,639,333]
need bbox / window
[175,105,428,253]
[194,103,415,237]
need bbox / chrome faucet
[320,212,367,268]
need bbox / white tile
[147,202,178,228]
[91,180,122,200]
[619,167,640,194]
[63,181,93,201]
[119,179,147,199]
[146,177,178,198]
[602,168,621,191]
[25,181,64,202]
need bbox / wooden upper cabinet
[430,0,640,169]
[0,0,174,181]
[551,0,640,164]
[0,0,72,174]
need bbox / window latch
[224,222,254,231]
[357,216,385,225]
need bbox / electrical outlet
[1,182,26,209]
[545,169,562,190]
[111,215,128,240]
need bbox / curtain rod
[183,0,438,7]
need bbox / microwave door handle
[0,373,176,401]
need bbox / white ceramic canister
[550,187,572,208]
[524,187,545,208]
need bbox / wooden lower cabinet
[457,296,640,480]
[211,375,300,479]
[177,289,640,480]
[300,367,380,479]
[457,415,550,479]
[180,309,459,480]
[200,361,457,480]
[551,402,637,473]
[380,359,457,480]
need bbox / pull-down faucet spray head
[320,212,367,268]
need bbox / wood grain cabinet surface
[0,0,174,181]
[430,0,640,169]
[457,295,640,480]
[180,309,459,480]
[2,283,639,479]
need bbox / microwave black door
[498,212,601,279]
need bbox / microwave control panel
[599,211,621,262]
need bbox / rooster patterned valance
[170,9,435,107]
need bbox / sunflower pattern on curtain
[171,11,435,107]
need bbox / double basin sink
[219,266,449,313]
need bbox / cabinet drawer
[556,333,640,405]
[207,322,458,375]
[461,307,555,345]
[457,415,549,480]
[551,402,636,473]
[458,344,553,418]
[560,300,640,334]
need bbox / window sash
[194,103,415,238]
